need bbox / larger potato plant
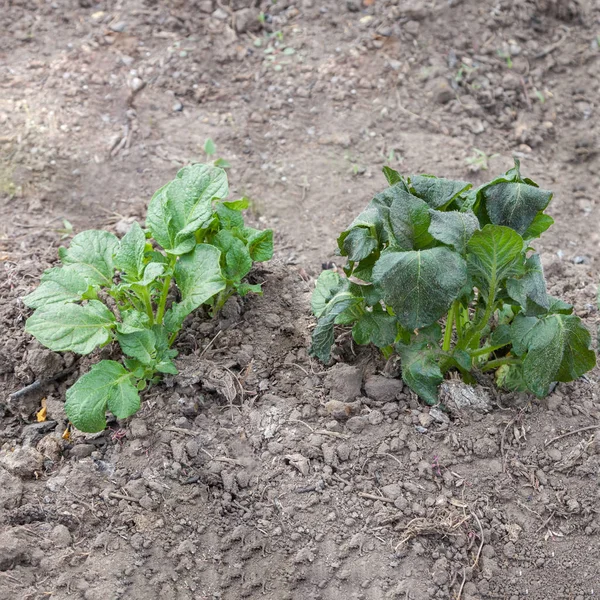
[310,161,596,403]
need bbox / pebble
[0,468,23,509]
[109,21,127,33]
[0,446,44,478]
[130,77,144,92]
[172,100,183,112]
[51,524,72,548]
[346,416,368,433]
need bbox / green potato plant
[24,164,273,432]
[310,160,596,404]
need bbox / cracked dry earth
[1,0,600,599]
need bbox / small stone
[324,399,360,420]
[547,448,562,461]
[173,100,183,112]
[212,8,228,20]
[429,407,449,424]
[130,77,144,92]
[346,416,368,433]
[346,0,361,11]
[364,375,403,403]
[428,77,454,104]
[325,364,363,401]
[37,436,62,462]
[0,446,44,478]
[51,524,72,548]
[198,1,213,13]
[404,20,420,35]
[70,444,94,459]
[418,412,434,428]
[234,8,262,33]
[109,21,127,32]
[367,410,384,425]
[0,530,29,570]
[0,468,23,509]
[130,420,149,439]
[381,483,403,499]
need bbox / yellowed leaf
[36,398,47,422]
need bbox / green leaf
[466,225,525,304]
[397,336,443,405]
[165,244,226,331]
[215,202,244,230]
[117,329,156,365]
[410,175,472,210]
[372,247,467,330]
[213,158,231,169]
[146,164,228,254]
[117,309,151,334]
[115,222,145,280]
[511,313,596,396]
[244,228,273,262]
[155,360,178,375]
[212,230,252,282]
[546,296,573,315]
[428,210,480,255]
[484,181,552,236]
[341,227,378,262]
[204,138,216,157]
[506,253,549,313]
[382,166,403,186]
[388,191,434,250]
[25,300,116,354]
[59,230,119,286]
[65,360,140,432]
[23,266,90,309]
[352,306,398,348]
[311,270,345,317]
[235,282,263,297]
[223,198,249,210]
[523,213,554,240]
[309,289,361,363]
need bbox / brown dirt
[1,1,599,599]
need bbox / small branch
[9,364,78,400]
[544,424,600,447]
[108,492,140,504]
[357,492,395,504]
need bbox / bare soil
[1,1,599,599]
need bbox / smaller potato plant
[24,164,273,432]
[310,161,596,404]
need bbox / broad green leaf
[155,360,178,375]
[546,296,573,315]
[65,360,140,432]
[216,202,244,229]
[115,222,145,280]
[309,290,361,363]
[243,227,273,262]
[212,230,252,282]
[484,181,552,236]
[138,262,166,287]
[466,225,524,303]
[382,166,403,186]
[23,266,90,309]
[511,313,595,396]
[523,213,554,241]
[506,253,549,313]
[496,363,528,392]
[337,183,409,255]
[388,191,434,250]
[223,198,249,210]
[352,306,398,348]
[428,210,480,255]
[409,175,472,209]
[311,270,345,317]
[341,227,378,262]
[116,309,150,334]
[397,336,443,405]
[489,323,512,348]
[147,164,228,254]
[117,329,156,365]
[165,244,226,331]
[25,300,116,354]
[372,247,467,330]
[59,230,119,286]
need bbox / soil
[1,1,600,599]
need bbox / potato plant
[310,161,596,403]
[24,164,273,432]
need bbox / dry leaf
[36,398,47,422]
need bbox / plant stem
[442,302,456,352]
[480,356,519,372]
[140,288,154,325]
[156,255,177,325]
[470,342,510,358]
